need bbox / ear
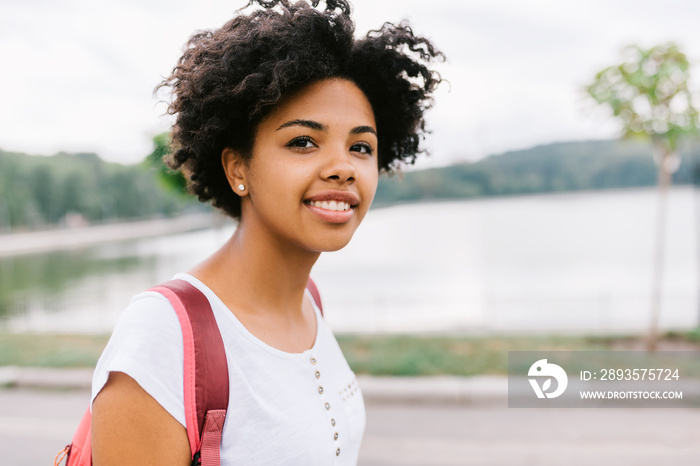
[221,147,248,196]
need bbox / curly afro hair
[158,0,444,219]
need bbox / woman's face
[234,78,379,253]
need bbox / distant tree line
[2,138,698,231]
[374,139,700,205]
[0,149,199,232]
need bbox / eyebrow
[350,125,377,136]
[277,119,325,132]
[276,119,377,136]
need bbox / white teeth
[309,200,352,211]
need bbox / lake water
[1,187,698,334]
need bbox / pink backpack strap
[58,280,229,466]
[151,280,229,466]
[306,278,323,316]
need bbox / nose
[320,146,356,184]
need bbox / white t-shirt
[92,273,366,465]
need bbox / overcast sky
[2,0,700,168]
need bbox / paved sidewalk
[0,366,509,404]
[0,212,219,257]
[0,367,95,390]
[359,401,700,466]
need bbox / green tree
[31,165,58,224]
[144,133,189,197]
[585,43,699,350]
[62,172,87,217]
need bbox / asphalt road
[3,388,700,465]
[361,400,700,466]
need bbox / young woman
[90,1,442,464]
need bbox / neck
[191,216,321,319]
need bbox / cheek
[360,162,380,198]
[249,158,311,205]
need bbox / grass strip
[1,331,699,375]
[337,331,700,376]
[337,334,604,377]
[0,333,110,368]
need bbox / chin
[316,240,353,253]
[308,232,355,253]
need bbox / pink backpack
[55,278,323,466]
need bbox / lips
[303,190,359,223]
[304,190,359,207]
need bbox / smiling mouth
[303,200,354,212]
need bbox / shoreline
[0,212,229,258]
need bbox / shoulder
[91,371,191,465]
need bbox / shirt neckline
[172,272,323,360]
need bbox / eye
[351,142,373,156]
[286,136,316,151]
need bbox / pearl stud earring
[238,184,245,191]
